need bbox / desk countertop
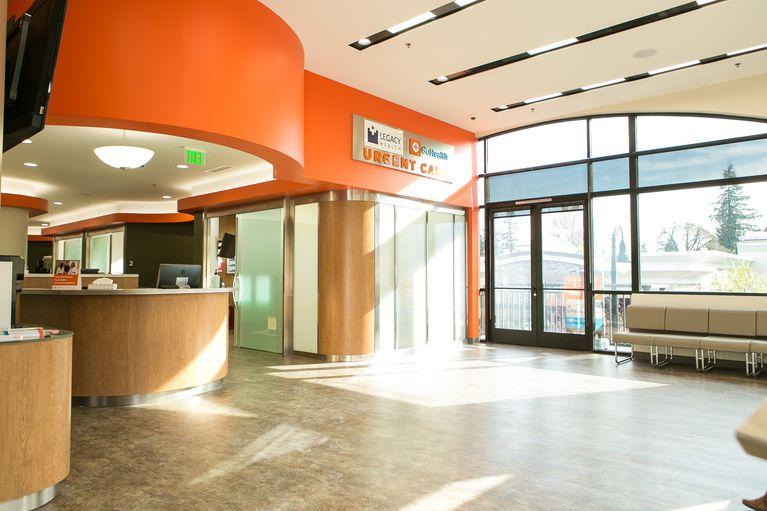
[21,288,233,296]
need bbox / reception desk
[19,288,230,406]
[0,331,72,510]
[24,273,139,289]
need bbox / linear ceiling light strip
[430,0,727,85]
[492,43,767,112]
[349,0,486,50]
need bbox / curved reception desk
[0,331,72,510]
[19,288,230,406]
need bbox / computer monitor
[156,264,202,289]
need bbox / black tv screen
[4,0,67,152]
[218,233,235,259]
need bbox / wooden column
[317,201,376,356]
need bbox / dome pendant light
[94,130,154,170]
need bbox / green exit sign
[184,148,206,166]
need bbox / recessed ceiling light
[162,195,172,199]
[696,0,717,4]
[387,12,436,34]
[581,78,625,90]
[648,60,699,75]
[357,38,371,46]
[727,43,767,56]
[527,37,578,56]
[633,49,657,59]
[53,201,63,206]
[24,162,38,167]
[496,105,509,110]
[41,223,49,227]
[176,164,189,169]
[22,139,32,144]
[454,0,480,5]
[436,76,449,83]
[524,92,562,104]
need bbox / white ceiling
[261,0,767,136]
[1,126,272,226]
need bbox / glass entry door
[235,208,284,353]
[489,201,590,350]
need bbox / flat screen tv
[4,0,67,152]
[218,233,236,259]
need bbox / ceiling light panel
[492,43,767,112]
[430,0,727,85]
[349,0,487,50]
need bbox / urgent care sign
[352,114,455,183]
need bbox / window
[592,195,632,290]
[591,158,629,192]
[486,120,586,172]
[85,230,124,274]
[636,115,767,151]
[486,164,587,203]
[56,237,82,262]
[589,116,628,157]
[639,182,767,293]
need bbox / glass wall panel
[493,210,532,331]
[395,207,427,349]
[87,234,110,273]
[638,138,767,188]
[293,203,319,354]
[637,115,767,151]
[639,182,767,293]
[592,195,632,290]
[487,120,587,172]
[479,207,486,288]
[589,116,628,157]
[236,208,283,353]
[110,230,124,274]
[593,292,632,351]
[427,212,455,345]
[454,215,467,342]
[59,237,82,261]
[543,290,585,334]
[592,158,629,192]
[487,164,587,203]
[376,204,396,353]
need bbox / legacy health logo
[363,119,404,155]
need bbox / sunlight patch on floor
[190,423,328,485]
[400,474,512,511]
[145,395,257,418]
[670,500,731,511]
[268,362,665,407]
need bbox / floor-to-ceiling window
[481,113,767,351]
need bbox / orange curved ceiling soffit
[0,193,49,216]
[41,213,194,237]
[41,0,305,178]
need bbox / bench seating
[614,305,767,375]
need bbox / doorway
[488,200,591,350]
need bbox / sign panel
[184,148,206,166]
[353,114,455,183]
[52,259,82,290]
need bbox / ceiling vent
[203,165,232,174]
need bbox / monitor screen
[4,0,67,152]
[156,264,202,289]
[218,233,235,259]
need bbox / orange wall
[10,0,305,177]
[303,71,476,208]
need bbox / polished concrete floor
[47,344,767,511]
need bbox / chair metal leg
[614,342,634,365]
[696,348,716,372]
[650,345,672,367]
[747,353,764,377]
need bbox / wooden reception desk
[0,331,72,510]
[19,288,230,406]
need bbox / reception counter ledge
[19,288,231,406]
[0,331,72,511]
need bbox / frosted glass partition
[88,234,110,273]
[376,204,396,353]
[293,203,319,354]
[59,238,82,262]
[427,212,455,345]
[237,208,284,353]
[110,231,124,274]
[454,215,467,341]
[395,207,427,349]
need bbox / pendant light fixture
[94,130,154,170]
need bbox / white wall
[293,203,319,354]
[0,206,29,262]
